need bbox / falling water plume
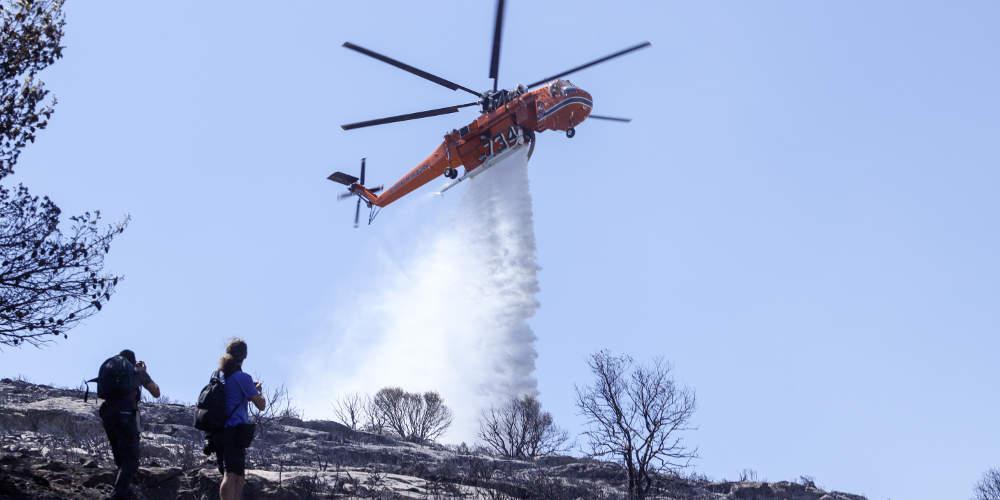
[297,146,540,441]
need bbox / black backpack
[194,371,239,432]
[84,355,136,402]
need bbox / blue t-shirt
[223,370,259,427]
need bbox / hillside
[0,378,866,499]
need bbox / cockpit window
[550,79,578,97]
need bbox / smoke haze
[296,146,539,441]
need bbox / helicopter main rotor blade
[488,0,506,92]
[343,42,481,97]
[341,102,480,131]
[589,114,632,123]
[526,41,652,89]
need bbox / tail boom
[353,185,381,205]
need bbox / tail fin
[328,158,384,227]
[327,171,358,186]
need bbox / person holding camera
[93,349,160,499]
[215,338,266,500]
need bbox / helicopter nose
[572,88,593,124]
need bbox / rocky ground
[0,378,866,499]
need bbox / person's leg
[233,474,246,498]
[220,472,243,500]
[219,427,242,500]
[231,432,248,498]
[220,472,232,500]
[111,412,140,499]
[101,414,123,468]
[214,433,226,475]
[217,433,228,499]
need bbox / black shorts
[215,426,247,475]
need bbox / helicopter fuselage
[355,80,592,207]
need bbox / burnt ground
[0,378,866,499]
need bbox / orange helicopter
[329,0,649,227]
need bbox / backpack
[193,371,240,432]
[84,355,136,402]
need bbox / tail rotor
[329,158,383,228]
[353,159,366,228]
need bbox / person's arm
[250,393,266,411]
[144,379,161,399]
[250,380,266,411]
[135,361,161,399]
[238,374,266,411]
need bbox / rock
[0,475,25,496]
[140,466,183,483]
[138,466,184,499]
[82,471,115,488]
[34,460,67,472]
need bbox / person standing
[97,349,160,499]
[215,338,266,500]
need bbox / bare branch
[332,392,365,431]
[250,384,301,437]
[1,0,65,179]
[369,387,452,443]
[0,1,125,348]
[0,186,127,347]
[576,350,697,498]
[478,395,570,460]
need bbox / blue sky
[3,2,999,499]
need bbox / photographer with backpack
[204,338,265,500]
[90,349,160,499]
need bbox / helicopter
[329,0,650,227]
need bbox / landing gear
[444,167,458,179]
[566,128,576,138]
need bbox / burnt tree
[0,0,125,347]
[576,350,697,499]
[479,395,569,459]
[332,392,365,431]
[370,387,452,443]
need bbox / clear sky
[3,2,999,499]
